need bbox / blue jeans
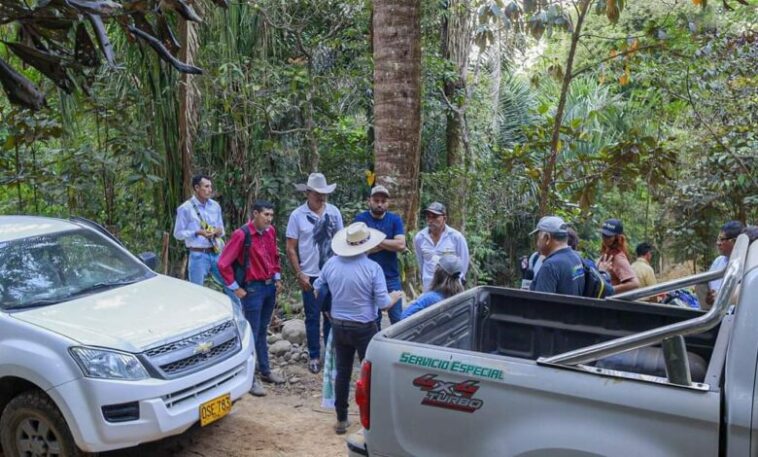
[187,251,240,307]
[303,276,331,360]
[241,282,277,375]
[376,277,403,330]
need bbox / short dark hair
[567,228,579,250]
[192,174,211,189]
[252,200,274,213]
[549,231,568,242]
[722,220,745,239]
[636,242,654,257]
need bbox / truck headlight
[232,301,250,339]
[69,347,149,380]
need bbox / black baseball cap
[601,218,624,237]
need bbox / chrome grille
[144,321,234,357]
[160,338,237,375]
[142,320,241,379]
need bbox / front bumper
[48,333,254,453]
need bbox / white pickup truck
[0,216,254,456]
[348,234,756,456]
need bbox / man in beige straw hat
[286,172,344,373]
[314,222,403,435]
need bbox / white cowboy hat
[294,172,337,194]
[331,222,386,257]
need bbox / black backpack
[233,225,252,288]
[582,258,614,299]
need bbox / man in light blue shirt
[314,222,402,435]
[413,202,470,291]
[173,175,237,305]
[286,173,344,373]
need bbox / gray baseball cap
[423,201,446,215]
[438,255,463,276]
[529,216,568,236]
[370,185,390,197]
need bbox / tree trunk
[442,0,471,168]
[441,0,471,230]
[373,0,422,232]
[490,29,502,133]
[538,0,590,217]
[178,12,199,199]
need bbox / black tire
[0,391,95,457]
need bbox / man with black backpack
[529,216,585,296]
[218,200,284,396]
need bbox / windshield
[0,228,154,310]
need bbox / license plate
[199,393,232,427]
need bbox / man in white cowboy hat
[314,222,403,435]
[353,185,406,328]
[286,172,344,373]
[413,201,470,291]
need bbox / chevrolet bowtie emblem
[194,341,213,355]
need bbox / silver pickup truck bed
[349,235,757,457]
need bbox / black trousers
[332,319,378,422]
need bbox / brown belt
[188,247,215,253]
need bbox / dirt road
[105,374,355,457]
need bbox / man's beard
[371,208,386,217]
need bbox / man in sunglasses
[706,220,745,306]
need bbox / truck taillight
[355,360,371,429]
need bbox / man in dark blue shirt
[354,185,406,327]
[529,216,585,296]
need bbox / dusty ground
[106,372,356,457]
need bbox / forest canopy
[0,0,755,287]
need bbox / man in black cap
[413,202,470,291]
[529,216,585,296]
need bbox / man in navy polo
[354,185,406,328]
[529,216,585,296]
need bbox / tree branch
[572,44,660,78]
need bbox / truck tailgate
[364,339,721,457]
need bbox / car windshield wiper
[69,278,143,298]
[3,278,145,311]
[7,298,67,310]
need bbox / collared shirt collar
[191,195,210,208]
[421,224,449,242]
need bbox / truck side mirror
[139,252,158,271]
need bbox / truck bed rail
[539,234,749,368]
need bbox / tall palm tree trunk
[373,0,422,232]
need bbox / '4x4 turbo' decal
[412,374,483,413]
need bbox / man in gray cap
[353,185,406,328]
[286,173,344,373]
[413,202,469,291]
[529,216,585,296]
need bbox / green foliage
[1,0,754,289]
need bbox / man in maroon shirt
[218,200,284,396]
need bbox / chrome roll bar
[540,234,749,367]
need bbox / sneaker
[249,378,266,397]
[334,420,351,435]
[260,371,286,385]
[308,358,321,374]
